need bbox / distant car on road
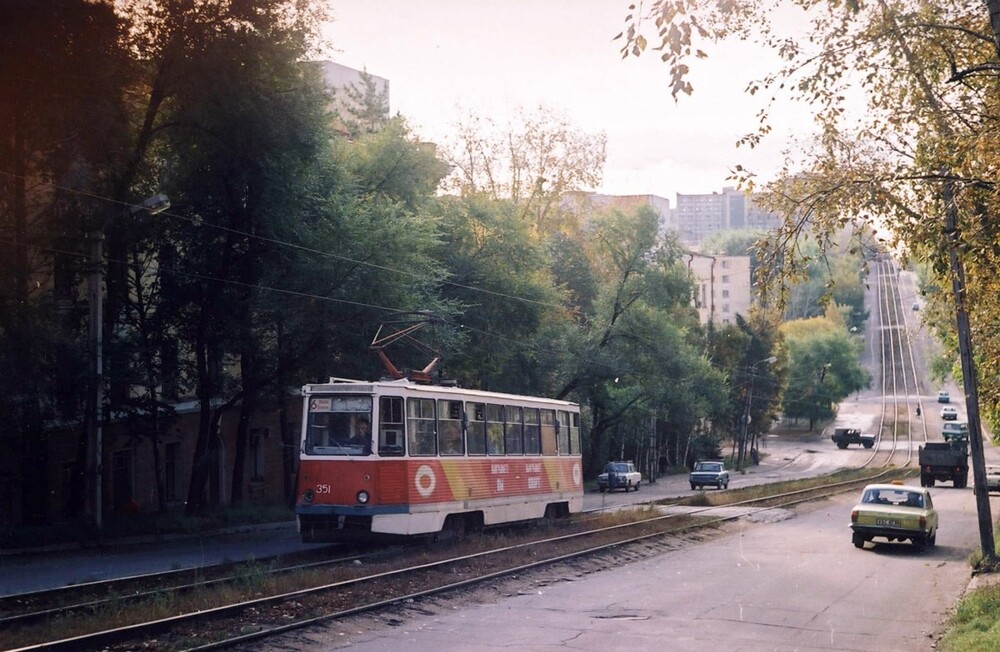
[986,466,1000,493]
[937,391,951,403]
[689,460,729,490]
[912,302,920,311]
[850,482,938,551]
[597,461,641,493]
[940,406,958,420]
[942,422,969,442]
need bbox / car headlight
[357,490,370,505]
[303,489,315,504]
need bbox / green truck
[919,439,969,487]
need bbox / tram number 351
[316,484,332,494]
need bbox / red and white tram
[295,378,583,542]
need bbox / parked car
[986,466,1000,492]
[597,461,641,492]
[850,482,938,551]
[937,391,950,403]
[940,406,958,420]
[912,302,920,311]
[689,460,729,490]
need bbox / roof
[303,378,579,409]
[862,483,928,494]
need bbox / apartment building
[560,192,674,235]
[686,253,753,325]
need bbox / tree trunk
[185,307,214,514]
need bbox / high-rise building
[315,61,390,133]
[674,187,780,244]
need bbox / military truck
[830,427,875,449]
[919,439,969,487]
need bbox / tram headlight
[356,490,370,505]
[303,489,315,504]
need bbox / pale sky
[323,0,816,203]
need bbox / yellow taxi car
[850,483,938,551]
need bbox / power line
[0,169,568,311]
[0,175,804,410]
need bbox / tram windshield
[305,395,373,456]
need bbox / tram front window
[305,395,373,456]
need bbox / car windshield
[606,463,630,473]
[694,462,722,472]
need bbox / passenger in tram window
[438,419,463,455]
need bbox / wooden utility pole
[943,180,995,561]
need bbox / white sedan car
[940,406,958,420]
[986,466,1000,493]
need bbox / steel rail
[0,547,366,630]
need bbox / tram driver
[348,416,372,454]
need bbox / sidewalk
[0,520,322,597]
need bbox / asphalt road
[308,482,980,652]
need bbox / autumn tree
[441,106,606,234]
[618,0,1000,557]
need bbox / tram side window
[486,404,505,455]
[438,399,464,456]
[556,411,570,455]
[569,411,581,455]
[408,398,437,456]
[523,407,540,455]
[467,402,486,455]
[540,409,557,455]
[379,396,405,456]
[505,405,523,455]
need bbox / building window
[722,275,730,283]
[721,259,730,269]
[722,304,731,313]
[250,427,268,481]
[60,461,76,518]
[722,289,730,298]
[165,442,181,500]
[112,449,134,511]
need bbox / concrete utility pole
[86,194,171,531]
[86,230,104,531]
[943,180,995,561]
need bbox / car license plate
[875,518,900,527]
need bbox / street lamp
[811,362,832,429]
[87,193,170,530]
[739,355,777,471]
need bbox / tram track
[862,257,925,470]
[0,546,370,630]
